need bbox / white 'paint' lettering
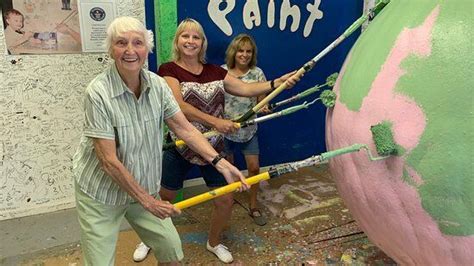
[304,0,323,37]
[207,0,324,37]
[280,0,300,32]
[243,0,261,30]
[208,0,235,36]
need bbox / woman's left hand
[258,104,272,114]
[215,158,250,192]
[276,70,302,89]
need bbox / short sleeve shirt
[73,64,180,205]
[4,27,24,53]
[158,62,227,165]
[221,66,266,142]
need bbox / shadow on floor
[4,164,396,265]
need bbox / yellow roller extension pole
[173,139,186,147]
[174,172,271,210]
[165,126,239,150]
[253,67,306,112]
[202,130,223,139]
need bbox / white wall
[0,0,146,220]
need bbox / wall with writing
[0,0,368,220]
[177,0,363,167]
[0,0,146,220]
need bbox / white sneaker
[206,241,233,263]
[133,242,151,262]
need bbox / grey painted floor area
[0,207,131,263]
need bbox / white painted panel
[0,0,145,220]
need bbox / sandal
[249,208,267,226]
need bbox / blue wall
[177,0,363,168]
[145,0,157,72]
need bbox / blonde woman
[133,18,300,263]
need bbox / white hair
[105,16,154,57]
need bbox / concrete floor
[0,164,396,265]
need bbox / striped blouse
[73,64,180,205]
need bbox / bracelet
[270,79,276,91]
[211,153,225,166]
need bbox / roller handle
[235,67,307,122]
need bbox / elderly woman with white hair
[73,16,249,265]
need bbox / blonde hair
[105,16,154,57]
[225,34,257,69]
[172,18,207,64]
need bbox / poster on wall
[1,0,82,55]
[78,0,116,52]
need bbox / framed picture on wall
[78,0,117,52]
[2,0,82,55]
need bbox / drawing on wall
[1,0,82,55]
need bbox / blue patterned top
[222,65,266,142]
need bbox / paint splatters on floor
[16,164,396,265]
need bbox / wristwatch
[211,153,225,166]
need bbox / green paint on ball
[336,0,473,236]
[401,167,417,187]
[397,1,473,236]
[339,0,438,111]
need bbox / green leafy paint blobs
[326,72,339,87]
[320,90,337,108]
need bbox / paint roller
[163,89,337,150]
[265,72,338,112]
[164,0,391,150]
[234,0,391,122]
[173,123,399,210]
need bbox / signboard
[78,0,117,52]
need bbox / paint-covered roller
[370,121,401,156]
[266,72,338,112]
[174,125,398,210]
[320,90,337,108]
[163,97,324,150]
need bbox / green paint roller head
[320,90,337,108]
[320,121,401,162]
[370,121,401,156]
[326,72,339,87]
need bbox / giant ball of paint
[325,1,473,265]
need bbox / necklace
[176,61,203,75]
